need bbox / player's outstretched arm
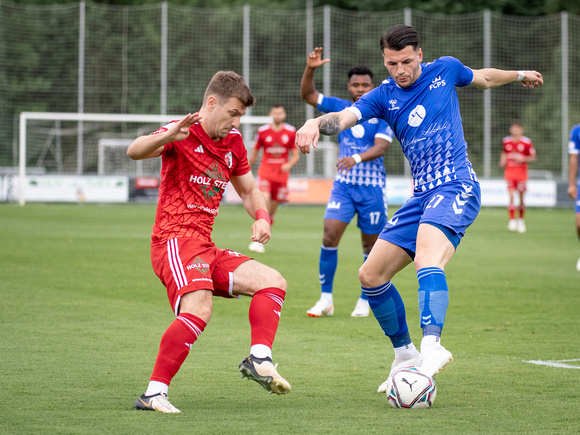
[470,69,543,90]
[568,153,579,200]
[230,172,272,244]
[127,113,200,160]
[300,47,330,107]
[296,109,357,154]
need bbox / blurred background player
[300,47,394,318]
[568,122,580,271]
[127,71,290,413]
[499,120,536,233]
[295,24,542,393]
[247,105,299,253]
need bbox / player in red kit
[247,105,299,253]
[127,71,291,414]
[499,121,536,233]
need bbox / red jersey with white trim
[150,121,250,245]
[254,123,296,183]
[502,135,536,181]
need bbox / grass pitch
[1,203,579,434]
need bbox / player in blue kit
[301,47,394,318]
[296,24,543,392]
[568,123,580,271]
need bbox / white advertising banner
[16,175,129,203]
[479,179,557,207]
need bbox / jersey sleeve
[348,87,384,124]
[253,131,263,150]
[440,56,474,87]
[316,94,349,114]
[232,137,251,176]
[569,126,580,155]
[376,120,394,142]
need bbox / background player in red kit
[499,120,536,233]
[247,105,299,253]
[127,71,291,414]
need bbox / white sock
[394,342,418,361]
[250,344,272,359]
[320,292,333,304]
[420,335,442,354]
[145,381,168,397]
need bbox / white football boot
[418,345,453,378]
[377,350,420,393]
[248,241,265,253]
[516,219,527,233]
[351,298,370,317]
[306,298,334,317]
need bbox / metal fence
[1,1,579,179]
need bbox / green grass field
[1,203,579,434]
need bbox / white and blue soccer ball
[387,366,437,409]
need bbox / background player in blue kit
[567,123,580,271]
[296,25,543,392]
[301,47,394,318]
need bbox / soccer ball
[387,366,437,409]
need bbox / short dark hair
[271,104,285,109]
[204,71,256,108]
[380,24,421,52]
[348,66,374,79]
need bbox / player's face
[347,74,374,102]
[206,96,247,140]
[382,46,423,89]
[270,107,287,125]
[510,124,524,137]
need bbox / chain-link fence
[1,1,579,180]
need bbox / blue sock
[319,246,338,295]
[360,253,369,301]
[362,282,411,348]
[417,267,449,337]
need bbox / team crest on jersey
[408,105,426,127]
[351,124,365,138]
[225,151,233,169]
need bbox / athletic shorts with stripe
[380,179,481,256]
[151,238,252,315]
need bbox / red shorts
[506,179,527,193]
[151,238,252,314]
[258,178,289,203]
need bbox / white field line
[523,359,580,369]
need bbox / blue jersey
[569,124,580,183]
[317,94,394,187]
[348,56,476,193]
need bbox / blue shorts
[576,182,580,213]
[324,180,387,235]
[379,179,481,258]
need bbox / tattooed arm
[295,109,358,154]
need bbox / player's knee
[268,270,287,292]
[358,262,376,288]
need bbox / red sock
[249,287,285,348]
[150,313,206,385]
[519,205,525,219]
[508,205,516,220]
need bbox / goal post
[18,112,272,205]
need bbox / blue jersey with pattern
[348,56,476,193]
[569,124,580,183]
[317,95,394,187]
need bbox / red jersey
[254,123,296,183]
[150,122,250,245]
[502,135,536,181]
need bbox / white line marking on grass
[523,359,580,369]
